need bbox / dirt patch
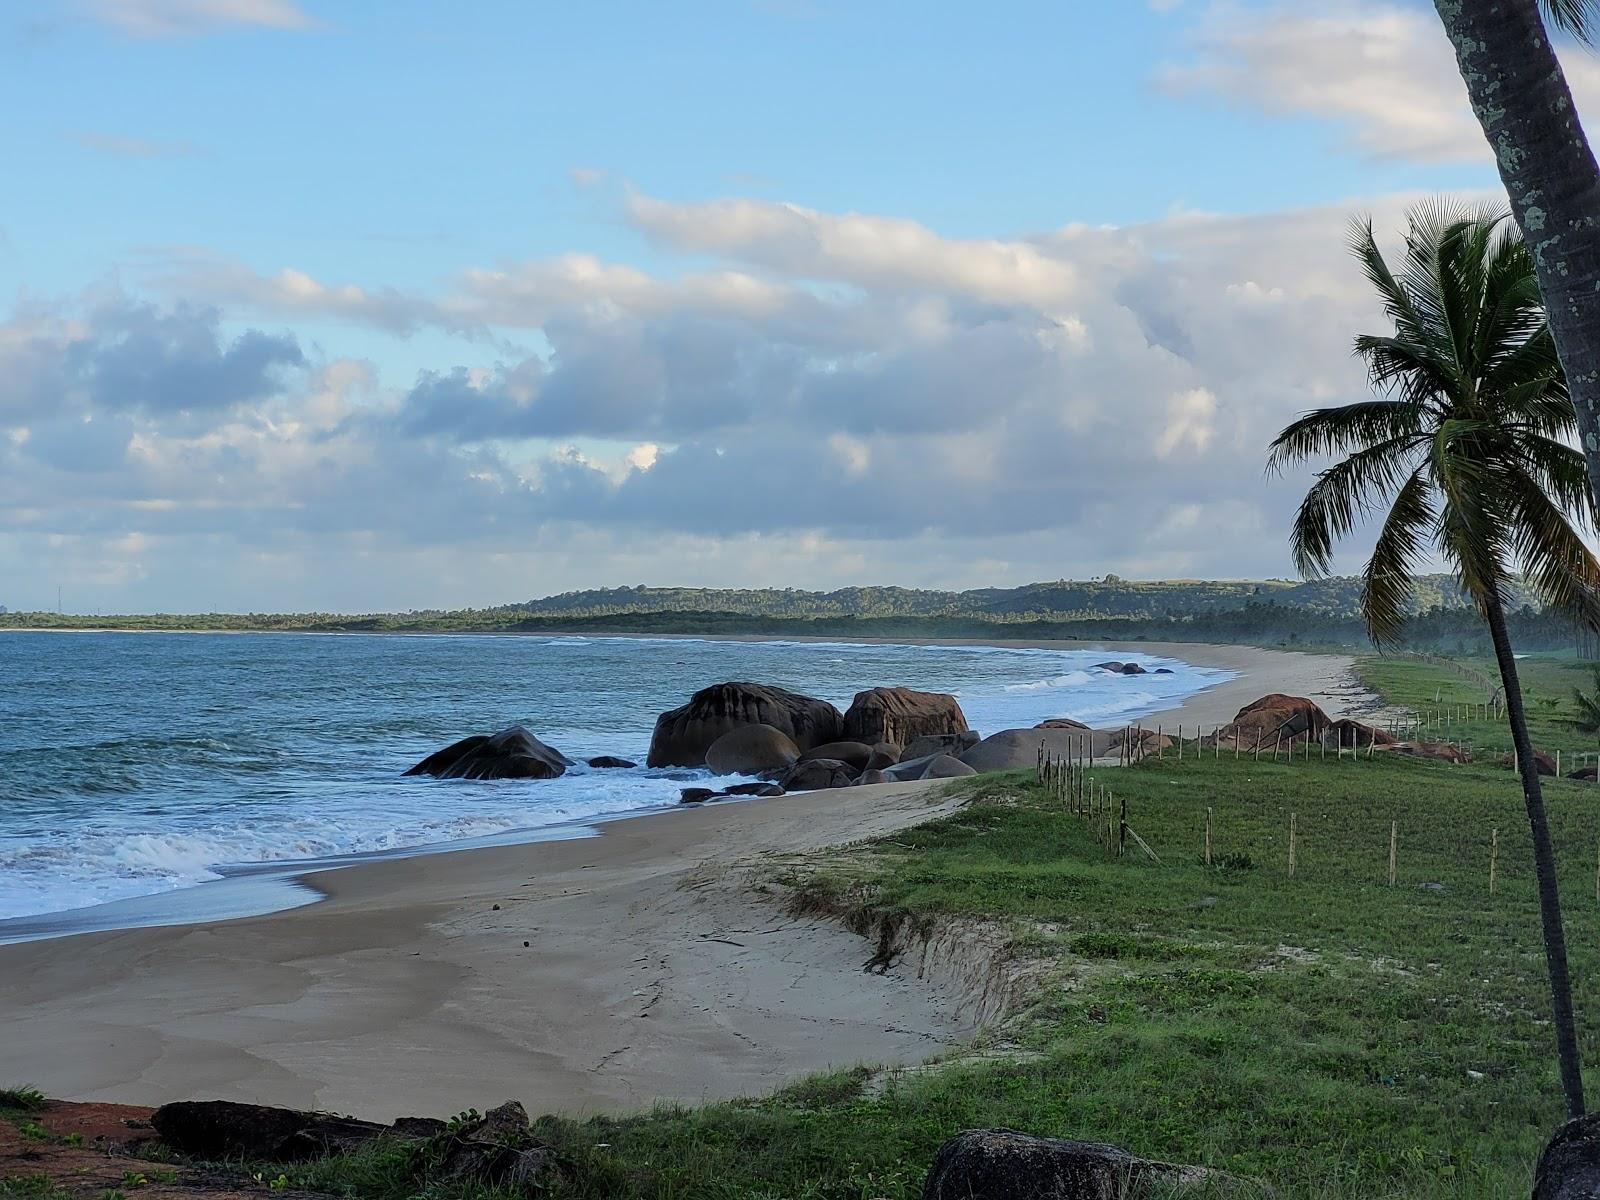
[0,1101,325,1200]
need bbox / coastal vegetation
[1269,202,1600,1115]
[50,654,1592,1199]
[0,575,1592,654]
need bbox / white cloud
[1161,3,1600,164]
[1,183,1461,608]
[81,0,320,36]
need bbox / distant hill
[492,575,1528,622]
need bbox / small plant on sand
[117,1172,147,1191]
[0,1085,46,1113]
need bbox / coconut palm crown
[1269,203,1600,644]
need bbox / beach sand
[0,641,1371,1120]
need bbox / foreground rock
[1379,741,1472,764]
[800,740,879,770]
[404,726,573,780]
[1214,694,1330,749]
[1323,718,1393,749]
[1035,718,1090,731]
[427,1101,572,1193]
[776,757,858,791]
[150,1100,443,1162]
[648,682,844,767]
[842,687,968,747]
[705,724,802,775]
[1535,1113,1600,1199]
[922,1129,1257,1199]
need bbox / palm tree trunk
[1433,1,1600,511]
[1484,584,1587,1117]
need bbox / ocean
[0,631,1232,932]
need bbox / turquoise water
[0,631,1230,924]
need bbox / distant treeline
[0,590,1587,654]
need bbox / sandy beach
[0,641,1370,1120]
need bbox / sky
[2,0,1596,613]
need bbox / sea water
[0,631,1231,927]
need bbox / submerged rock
[405,726,573,780]
[586,755,637,769]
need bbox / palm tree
[1430,2,1600,522]
[1269,202,1600,1119]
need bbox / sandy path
[0,640,1368,1121]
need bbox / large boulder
[920,754,978,779]
[854,768,892,786]
[905,730,981,760]
[776,757,858,792]
[800,740,878,771]
[150,1100,442,1163]
[1216,694,1331,749]
[1093,661,1148,676]
[705,724,802,775]
[1536,1114,1600,1200]
[842,687,968,748]
[867,742,901,770]
[921,1129,1252,1199]
[404,726,573,780]
[960,727,1113,773]
[647,682,843,768]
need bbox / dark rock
[800,740,878,770]
[426,1101,572,1194]
[679,787,719,804]
[921,1128,1252,1200]
[647,682,844,768]
[586,755,637,769]
[150,1100,430,1163]
[867,741,901,770]
[903,730,981,760]
[1322,719,1394,749]
[880,752,942,782]
[1231,694,1330,743]
[1092,661,1147,674]
[723,781,785,797]
[776,757,858,792]
[705,724,802,776]
[1034,718,1090,731]
[1570,766,1599,782]
[842,687,968,748]
[854,768,891,786]
[1377,740,1472,764]
[405,726,574,781]
[1153,667,1174,674]
[920,754,977,779]
[1535,1113,1600,1200]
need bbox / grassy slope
[14,656,1595,1199]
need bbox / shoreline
[0,639,1358,944]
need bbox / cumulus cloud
[1161,2,1600,163]
[2,182,1453,609]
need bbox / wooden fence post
[1388,821,1397,886]
[1205,806,1213,866]
[1288,813,1297,878]
[1490,827,1499,895]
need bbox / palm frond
[1288,436,1426,577]
[1266,401,1422,474]
[1543,0,1600,45]
[1362,468,1435,645]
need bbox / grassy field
[10,654,1598,1199]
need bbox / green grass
[245,744,1598,1198]
[1356,651,1600,766]
[172,656,1600,1197]
[0,1085,46,1115]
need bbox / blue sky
[0,0,1585,612]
